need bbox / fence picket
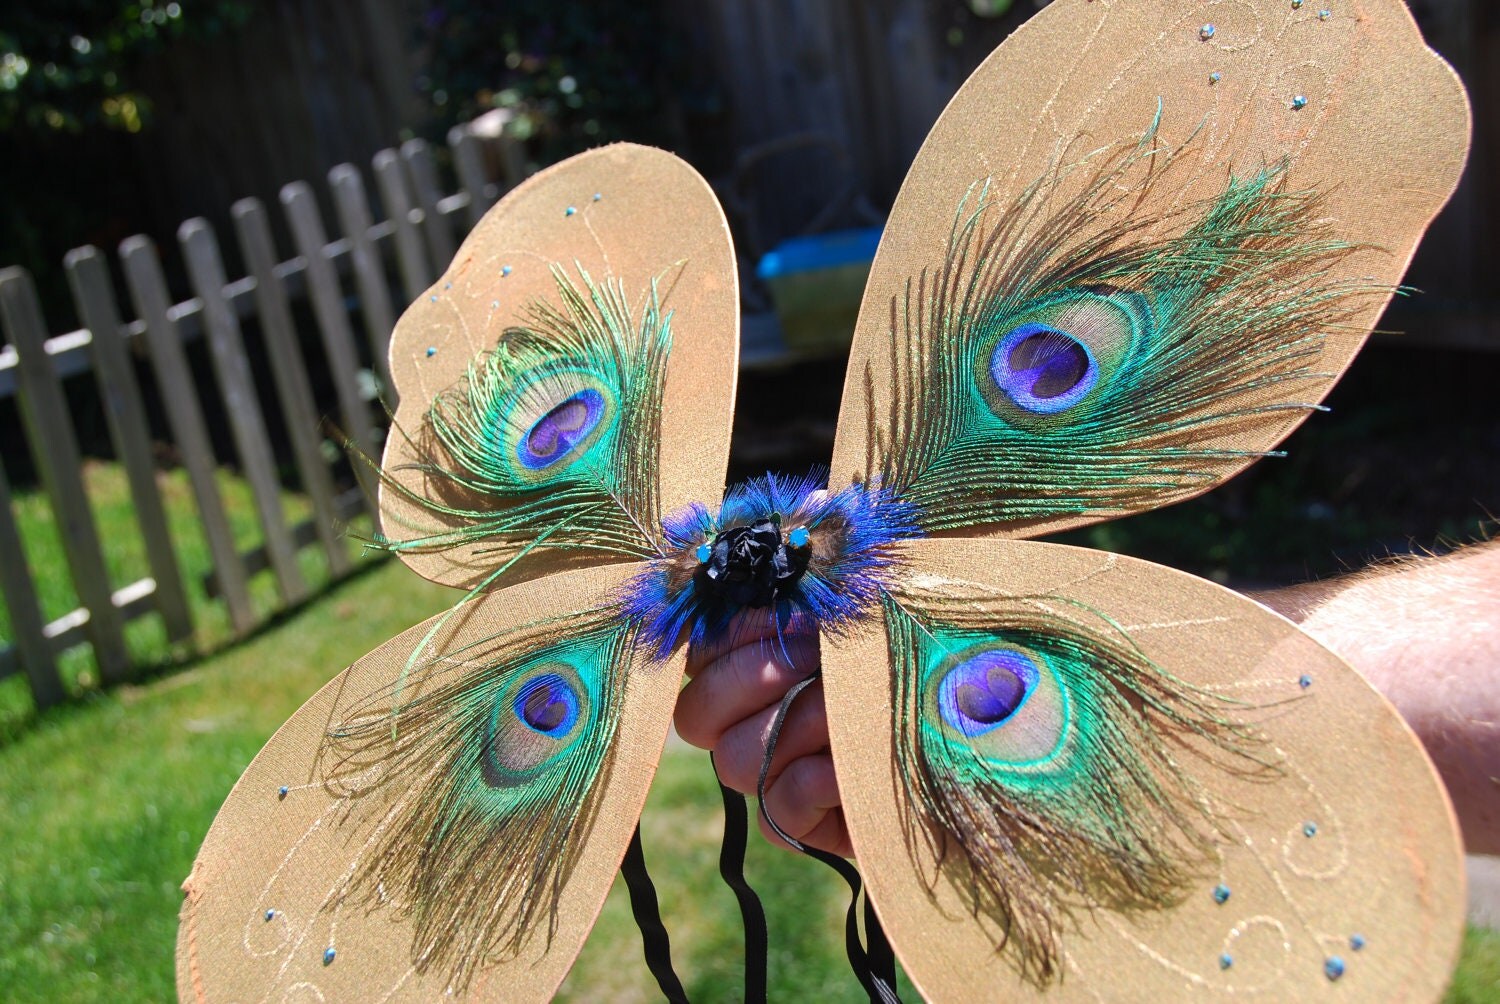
[0,268,133,684]
[372,148,432,301]
[205,486,366,596]
[120,236,257,634]
[0,114,530,701]
[447,125,494,225]
[487,128,528,192]
[279,183,381,503]
[231,199,352,578]
[328,164,397,396]
[0,458,66,706]
[401,138,457,273]
[64,247,195,643]
[180,220,309,606]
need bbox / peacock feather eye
[484,661,594,787]
[515,673,580,734]
[919,634,1068,767]
[498,369,619,484]
[989,325,1098,414]
[978,288,1150,427]
[516,388,607,470]
[937,646,1041,735]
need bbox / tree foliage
[414,1,689,166]
[0,1,249,134]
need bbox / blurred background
[0,0,1494,1000]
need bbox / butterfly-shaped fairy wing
[824,0,1469,999]
[179,1,1473,1000]
[177,145,738,1001]
[831,0,1470,539]
[826,538,1465,1001]
[177,564,677,1002]
[379,144,739,589]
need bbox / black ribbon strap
[757,671,902,1004]
[712,750,769,1004]
[620,826,690,1004]
[864,894,897,996]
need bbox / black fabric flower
[697,519,808,608]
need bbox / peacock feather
[376,265,672,564]
[881,584,1263,983]
[323,607,636,991]
[868,128,1382,534]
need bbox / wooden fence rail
[0,131,516,709]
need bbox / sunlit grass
[0,464,1494,1000]
[1449,927,1500,1004]
[0,559,448,1000]
[0,556,1493,1001]
[0,555,907,1002]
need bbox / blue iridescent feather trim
[620,469,922,658]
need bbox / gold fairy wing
[823,536,1463,1002]
[176,564,679,1002]
[830,0,1468,539]
[380,144,739,589]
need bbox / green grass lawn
[0,557,916,1002]
[0,557,1494,1001]
[0,463,1495,1001]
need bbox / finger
[685,608,781,677]
[674,633,821,749]
[756,754,853,857]
[711,679,829,794]
[685,606,820,678]
[790,809,854,859]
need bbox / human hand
[676,608,853,857]
[679,541,1500,860]
[1251,540,1500,856]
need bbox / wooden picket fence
[0,127,514,710]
